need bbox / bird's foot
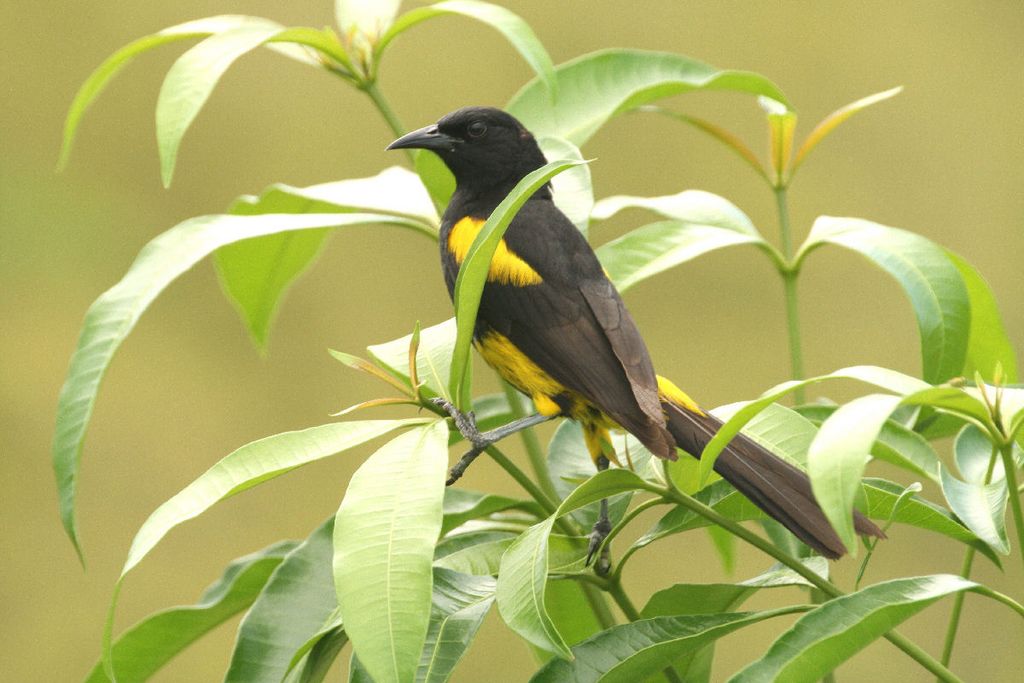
[586,515,612,576]
[432,397,493,486]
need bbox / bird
[387,106,883,568]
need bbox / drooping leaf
[225,520,337,683]
[796,217,970,384]
[940,466,1009,555]
[52,210,421,558]
[791,86,903,174]
[508,49,788,146]
[333,421,449,683]
[416,569,497,682]
[58,15,314,170]
[450,159,589,408]
[216,167,438,348]
[284,612,345,680]
[538,136,592,235]
[531,608,803,683]
[291,625,348,683]
[123,419,425,578]
[85,541,295,682]
[946,251,1019,382]
[729,575,989,682]
[806,394,904,554]
[156,24,286,186]
[594,191,775,293]
[381,1,556,97]
[546,421,634,527]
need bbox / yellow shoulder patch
[656,375,705,416]
[448,217,543,286]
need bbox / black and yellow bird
[388,106,882,564]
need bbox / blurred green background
[3,1,1022,680]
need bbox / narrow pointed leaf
[807,394,904,553]
[216,168,437,348]
[760,97,796,184]
[450,159,588,408]
[225,520,337,683]
[333,421,449,683]
[796,217,970,384]
[416,569,497,682]
[531,608,803,683]
[157,24,287,186]
[53,211,420,556]
[538,137,592,235]
[368,318,457,398]
[729,575,985,683]
[792,86,903,173]
[84,542,295,682]
[645,108,766,180]
[947,251,1018,382]
[508,49,788,146]
[58,15,308,169]
[381,1,556,97]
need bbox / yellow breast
[448,217,543,286]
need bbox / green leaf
[367,318,456,398]
[640,559,826,683]
[531,608,802,683]
[416,569,496,682]
[450,158,588,408]
[52,211,420,558]
[954,424,1004,483]
[414,150,456,212]
[760,97,796,185]
[380,1,556,97]
[797,404,940,483]
[792,86,903,174]
[729,575,986,682]
[441,488,536,535]
[594,192,774,293]
[124,419,424,578]
[58,15,310,170]
[336,0,401,46]
[497,469,651,657]
[807,394,904,554]
[216,167,438,348]
[903,386,991,426]
[333,421,450,683]
[796,217,970,384]
[947,251,1019,382]
[84,542,295,682]
[157,24,287,187]
[538,137,592,235]
[508,49,788,146]
[542,581,605,648]
[940,466,1009,555]
[698,365,930,484]
[292,625,348,683]
[284,612,345,680]
[225,520,337,683]
[546,422,635,528]
[434,535,513,575]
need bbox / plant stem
[999,441,1024,569]
[774,186,806,403]
[655,484,965,683]
[606,579,685,683]
[484,445,557,515]
[501,381,559,501]
[939,547,976,671]
[579,581,618,631]
[359,79,419,167]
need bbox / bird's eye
[467,121,487,138]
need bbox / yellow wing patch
[656,375,706,416]
[448,217,543,286]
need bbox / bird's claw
[586,516,612,576]
[431,397,489,449]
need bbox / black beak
[386,124,458,152]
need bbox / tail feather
[662,401,884,559]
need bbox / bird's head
[386,106,548,194]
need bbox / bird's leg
[586,455,612,576]
[431,397,554,486]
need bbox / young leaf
[216,167,438,349]
[759,97,796,185]
[594,193,777,293]
[807,393,904,554]
[123,419,425,578]
[367,318,457,398]
[225,520,337,683]
[416,569,497,682]
[336,0,402,48]
[53,211,422,558]
[380,1,556,97]
[450,158,589,408]
[729,575,987,683]
[796,217,970,384]
[333,421,450,683]
[791,86,903,174]
[643,107,767,181]
[531,608,803,683]
[508,49,789,146]
[58,15,311,170]
[538,136,593,235]
[946,251,1019,382]
[157,24,287,187]
[84,541,295,682]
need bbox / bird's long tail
[657,378,884,559]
